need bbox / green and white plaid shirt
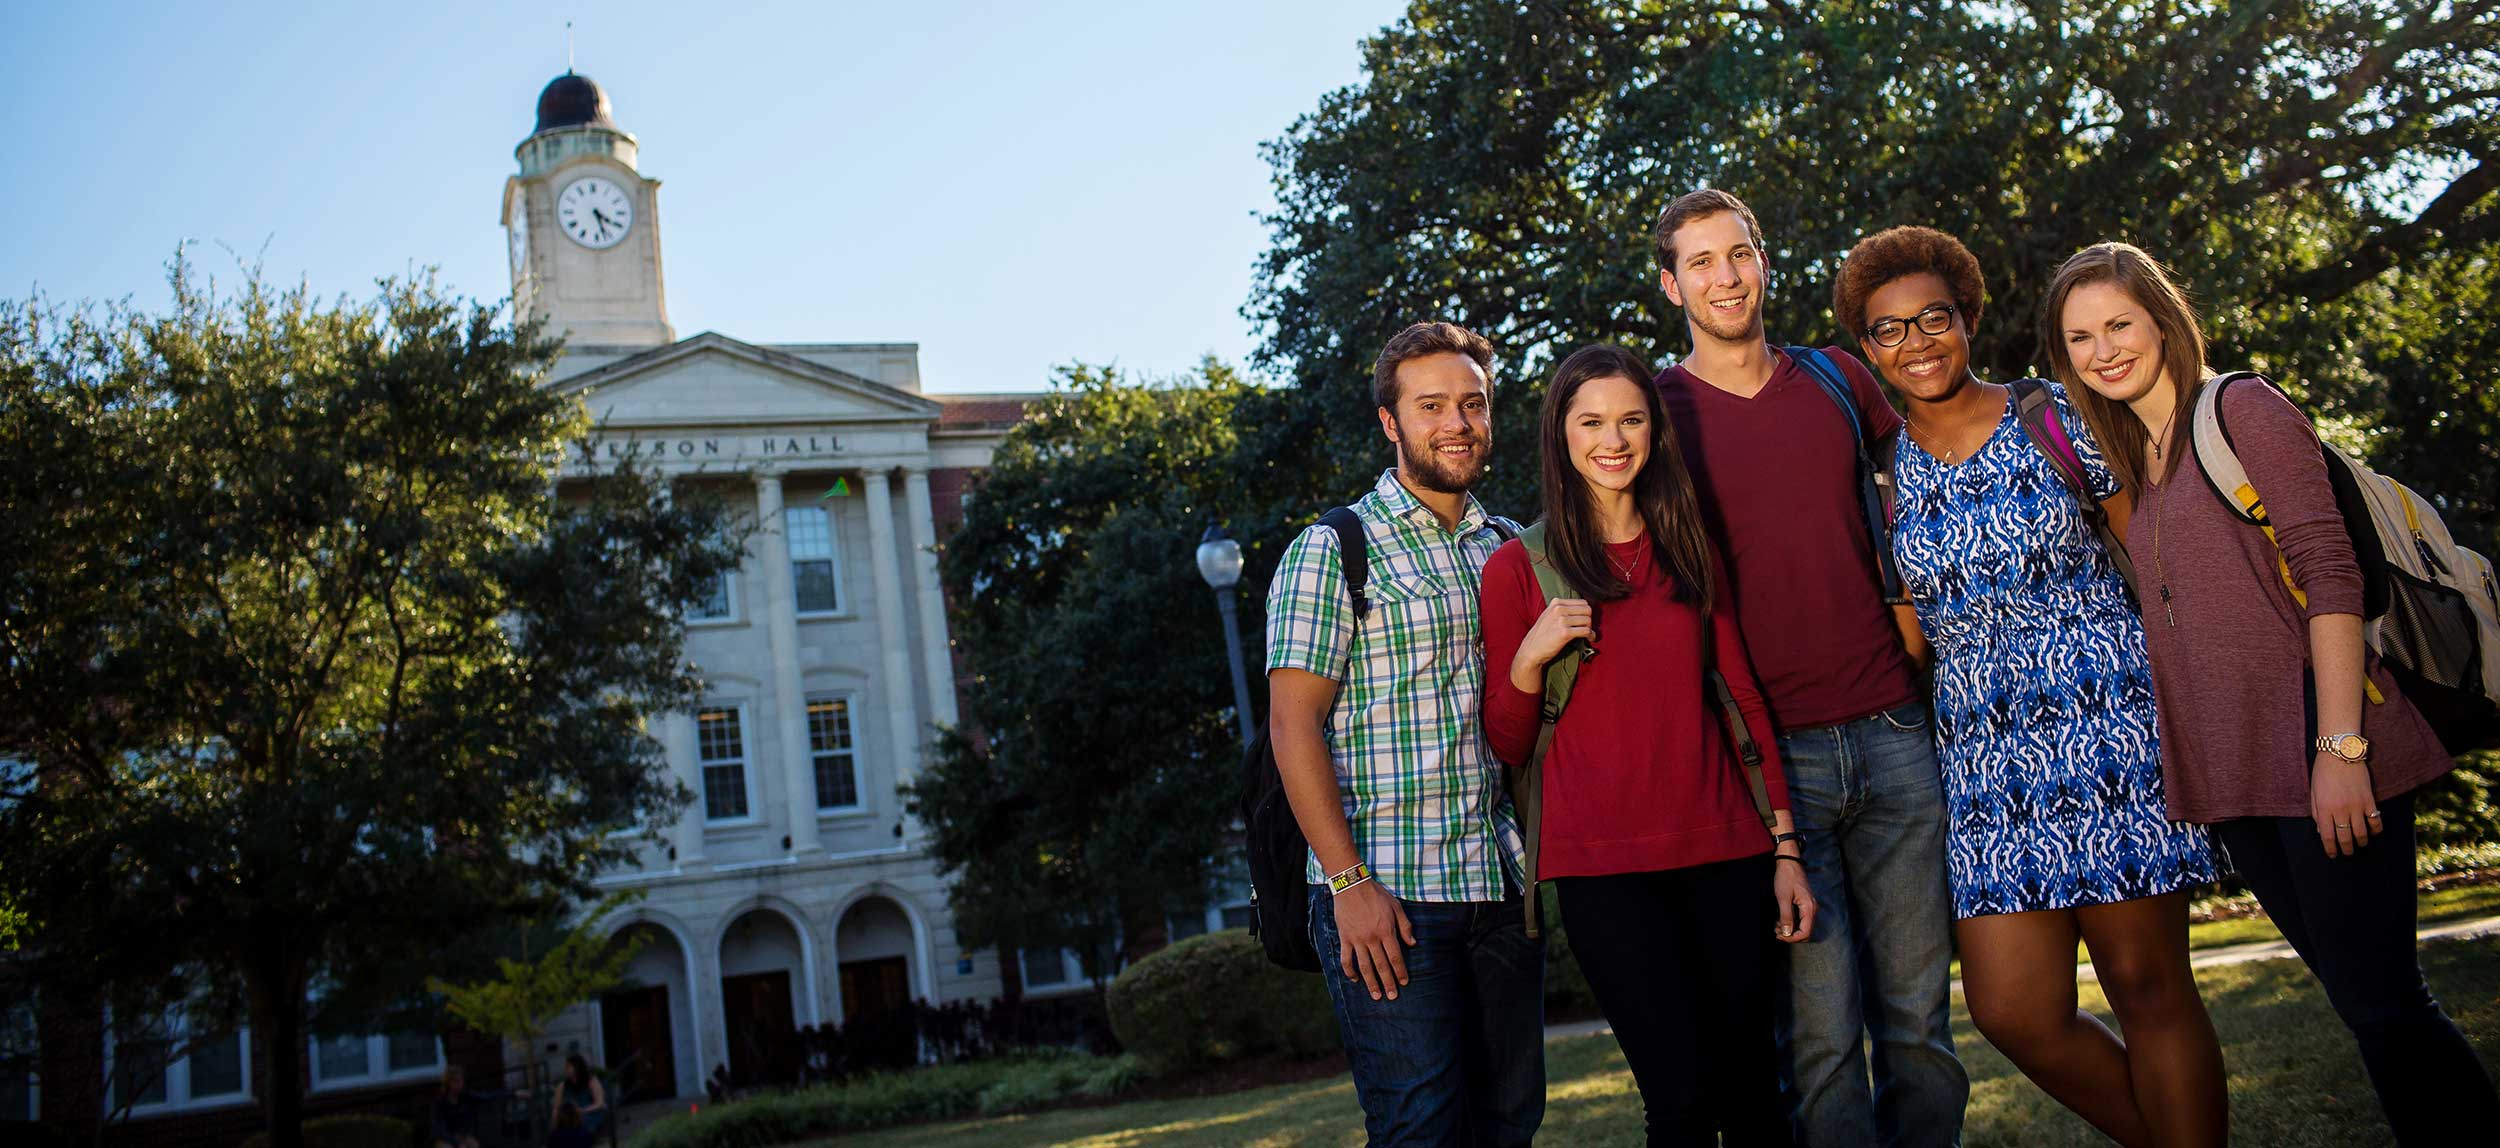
[1264,469,1525,903]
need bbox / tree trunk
[250,937,308,1148]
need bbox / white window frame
[307,1029,445,1092]
[103,1013,252,1115]
[785,503,848,616]
[805,692,865,813]
[1018,946,1078,993]
[686,569,741,626]
[695,704,756,823]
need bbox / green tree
[1249,0,2500,541]
[0,267,741,1148]
[429,892,648,1091]
[907,363,1276,979]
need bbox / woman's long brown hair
[1536,345,1717,610]
[2040,242,2211,493]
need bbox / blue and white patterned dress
[1892,380,2217,919]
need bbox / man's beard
[1398,429,1489,494]
[1690,293,1764,344]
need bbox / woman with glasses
[1835,227,2224,1147]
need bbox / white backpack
[2190,372,2500,752]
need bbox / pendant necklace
[2149,411,2180,627]
[1607,544,1641,585]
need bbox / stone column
[861,470,923,793]
[660,478,708,869]
[664,710,707,869]
[901,468,960,727]
[753,472,822,854]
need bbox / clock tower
[503,72,675,348]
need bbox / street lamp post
[1196,523,1257,749]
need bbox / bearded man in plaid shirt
[1265,321,1542,1147]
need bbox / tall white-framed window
[309,1028,443,1092]
[687,571,739,623]
[806,693,861,811]
[696,706,751,820]
[105,1014,250,1114]
[786,504,845,614]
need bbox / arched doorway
[717,909,806,1087]
[599,921,692,1101]
[834,897,919,1069]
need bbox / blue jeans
[1308,886,1545,1147]
[1775,699,1967,1148]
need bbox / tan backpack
[2190,372,2500,751]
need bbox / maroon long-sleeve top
[1479,534,1789,878]
[2133,379,2452,823]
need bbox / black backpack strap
[2009,379,2139,603]
[1317,506,1370,620]
[1786,346,1904,605]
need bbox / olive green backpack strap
[1701,611,1776,830]
[1511,522,1589,939]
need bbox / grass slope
[824,939,2500,1148]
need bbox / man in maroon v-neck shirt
[1648,190,1968,1147]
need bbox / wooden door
[719,970,794,1085]
[599,985,676,1101]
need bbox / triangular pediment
[549,332,942,427]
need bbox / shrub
[239,1113,415,1148]
[1105,928,1337,1073]
[624,1052,1136,1148]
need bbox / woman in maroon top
[1481,344,1813,1146]
[2048,242,2499,1144]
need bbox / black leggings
[2212,790,2500,1145]
[1555,855,1791,1148]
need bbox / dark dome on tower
[534,71,616,133]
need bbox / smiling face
[1377,350,1493,493]
[1659,211,1767,345]
[1563,374,1652,497]
[2059,280,2168,404]
[1858,272,1972,403]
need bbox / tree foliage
[907,363,1274,976]
[0,267,741,1147]
[429,891,648,1086]
[1250,0,2500,543]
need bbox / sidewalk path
[1542,910,2500,1043]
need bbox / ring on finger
[2366,810,2383,820]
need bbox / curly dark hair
[1831,226,1988,342]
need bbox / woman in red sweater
[1481,344,1813,1146]
[2048,242,2499,1145]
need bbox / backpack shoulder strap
[1786,345,1905,604]
[2189,372,2267,526]
[1515,521,1589,726]
[1317,506,1370,620]
[2011,379,2138,599]
[1697,609,1776,829]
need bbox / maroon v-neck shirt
[1655,348,1918,730]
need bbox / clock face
[557,176,633,249]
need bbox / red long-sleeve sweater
[1480,533,1789,879]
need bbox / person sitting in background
[430,1065,525,1148]
[552,1053,608,1136]
[546,1101,594,1148]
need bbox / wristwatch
[2316,732,2370,763]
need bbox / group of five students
[1263,188,2498,1147]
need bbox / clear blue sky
[1,1,1407,393]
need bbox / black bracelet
[1773,853,1805,866]
[1770,831,1801,846]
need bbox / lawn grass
[821,938,2500,1148]
[2182,881,2500,950]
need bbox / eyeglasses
[1864,303,1959,348]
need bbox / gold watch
[2316,732,2370,763]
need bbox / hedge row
[1105,929,1337,1072]
[624,1051,1140,1148]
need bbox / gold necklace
[1607,545,1640,584]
